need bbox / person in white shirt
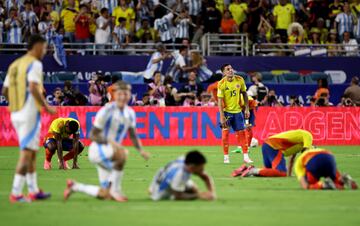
[5,8,22,44]
[167,45,199,82]
[149,150,216,201]
[20,1,38,41]
[247,73,269,103]
[64,81,150,202]
[342,31,359,56]
[38,12,55,44]
[95,8,111,55]
[143,43,169,83]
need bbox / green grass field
[0,146,360,226]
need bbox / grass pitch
[0,146,359,226]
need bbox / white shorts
[10,105,41,151]
[88,142,115,170]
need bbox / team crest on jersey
[236,84,240,88]
[225,87,229,90]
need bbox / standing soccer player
[217,64,252,164]
[2,35,56,203]
[64,81,150,202]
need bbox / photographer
[51,87,64,106]
[315,93,333,107]
[88,72,108,106]
[288,95,303,107]
[338,95,356,107]
[261,89,283,107]
[148,71,166,106]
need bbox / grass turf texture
[0,146,359,226]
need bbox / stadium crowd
[1,0,360,52]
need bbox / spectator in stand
[314,78,330,101]
[177,70,204,106]
[247,73,269,104]
[97,0,118,15]
[62,80,88,106]
[41,1,60,31]
[335,3,354,42]
[74,4,91,44]
[327,29,340,56]
[135,93,151,106]
[51,87,64,106]
[135,0,152,27]
[112,0,135,34]
[148,71,166,106]
[136,18,156,43]
[353,2,360,43]
[20,1,38,42]
[174,9,191,43]
[95,7,111,55]
[61,0,78,43]
[221,9,238,34]
[4,7,22,44]
[0,14,4,44]
[315,92,332,106]
[88,73,108,106]
[338,94,356,107]
[287,22,304,44]
[247,0,267,38]
[316,18,328,44]
[305,0,329,26]
[113,17,129,50]
[229,0,248,27]
[308,28,323,44]
[197,92,215,106]
[256,16,273,44]
[38,12,54,44]
[154,9,174,43]
[201,0,222,33]
[184,0,202,31]
[190,51,213,82]
[344,76,360,106]
[343,31,359,56]
[164,76,178,106]
[288,95,303,107]
[143,43,169,83]
[273,0,295,43]
[5,0,23,12]
[329,0,343,25]
[261,89,283,106]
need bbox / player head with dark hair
[221,64,234,79]
[118,17,126,25]
[66,120,79,134]
[27,34,47,60]
[185,151,207,175]
[179,45,188,56]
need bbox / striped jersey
[93,102,136,144]
[98,0,118,14]
[335,12,354,36]
[113,25,129,44]
[20,10,38,34]
[143,51,164,79]
[5,18,22,44]
[38,21,54,43]
[185,0,202,16]
[167,50,186,82]
[154,12,174,42]
[0,21,3,43]
[175,18,190,39]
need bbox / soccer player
[217,64,252,164]
[149,150,216,201]
[64,81,150,202]
[2,35,56,202]
[43,117,84,170]
[234,129,313,177]
[294,148,358,190]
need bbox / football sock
[308,182,323,190]
[110,170,124,195]
[26,172,39,193]
[11,174,26,196]
[45,148,54,162]
[246,128,253,146]
[72,182,99,197]
[63,152,74,161]
[222,129,230,155]
[258,168,287,177]
[235,130,248,154]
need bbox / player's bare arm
[55,133,65,170]
[128,127,150,160]
[198,172,216,200]
[89,126,108,144]
[299,176,309,189]
[72,134,80,169]
[241,91,250,119]
[287,154,297,176]
[218,97,227,128]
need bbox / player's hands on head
[45,105,57,115]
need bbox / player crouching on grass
[233,129,313,177]
[64,81,150,202]
[43,118,84,170]
[294,148,357,190]
[149,150,216,201]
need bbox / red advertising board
[0,107,359,146]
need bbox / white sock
[244,153,249,159]
[237,146,241,148]
[110,170,124,195]
[11,174,26,196]
[72,182,100,197]
[26,172,39,193]
[224,154,229,158]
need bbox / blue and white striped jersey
[335,12,354,36]
[97,0,118,14]
[5,18,22,43]
[175,18,190,39]
[154,12,174,42]
[93,102,136,144]
[38,21,54,44]
[20,10,38,34]
[184,0,202,16]
[143,51,164,79]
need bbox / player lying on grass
[149,150,216,201]
[218,64,252,164]
[43,118,84,170]
[64,81,150,202]
[232,129,313,177]
[2,35,57,203]
[294,148,358,190]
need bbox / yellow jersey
[217,75,247,113]
[48,118,80,139]
[112,6,135,30]
[229,3,248,25]
[294,149,332,180]
[273,3,295,29]
[265,129,313,156]
[60,7,78,32]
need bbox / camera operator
[288,95,303,107]
[261,89,283,107]
[51,87,64,106]
[338,95,356,107]
[89,71,108,106]
[315,93,333,107]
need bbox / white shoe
[244,156,253,164]
[224,155,230,164]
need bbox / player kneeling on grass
[43,118,84,170]
[294,148,357,190]
[64,81,150,202]
[233,129,313,177]
[149,150,216,201]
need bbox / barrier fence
[0,106,359,146]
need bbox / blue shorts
[262,143,287,172]
[248,109,256,127]
[224,112,245,131]
[44,138,74,151]
[306,153,337,181]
